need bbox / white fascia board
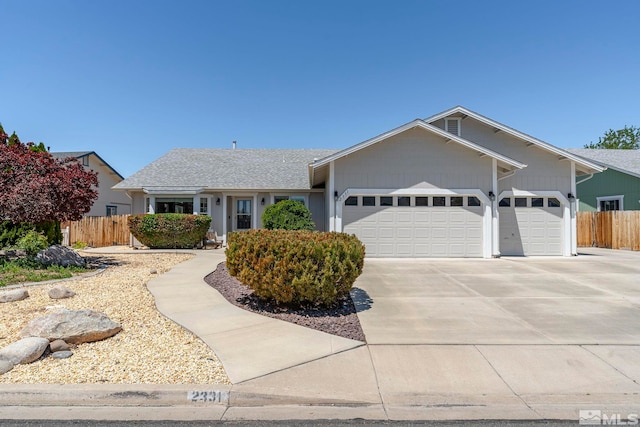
[311,119,525,171]
[425,106,605,173]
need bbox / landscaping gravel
[204,262,366,342]
[0,253,230,384]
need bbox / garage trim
[336,188,492,258]
[498,190,571,256]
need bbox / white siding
[454,119,573,194]
[333,127,493,196]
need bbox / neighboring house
[566,149,640,212]
[51,151,131,217]
[113,106,603,258]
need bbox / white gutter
[576,173,596,185]
[497,170,518,181]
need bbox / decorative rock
[150,269,158,274]
[49,339,70,352]
[0,358,14,375]
[0,249,27,262]
[19,309,121,344]
[0,288,29,303]
[36,245,86,268]
[51,350,73,359]
[48,285,76,300]
[0,337,50,365]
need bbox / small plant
[128,214,211,249]
[262,200,315,231]
[16,230,49,257]
[226,229,365,307]
[72,241,88,249]
[0,260,88,287]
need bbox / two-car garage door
[342,193,565,257]
[343,195,483,257]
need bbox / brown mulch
[204,262,366,342]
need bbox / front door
[236,199,252,230]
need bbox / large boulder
[0,288,29,303]
[19,309,121,344]
[0,358,14,375]
[0,337,50,365]
[36,245,86,268]
[48,284,76,300]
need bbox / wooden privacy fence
[65,215,131,247]
[577,211,640,251]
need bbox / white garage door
[343,195,484,257]
[499,196,563,256]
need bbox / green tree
[262,200,315,231]
[584,126,640,149]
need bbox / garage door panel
[431,228,448,239]
[379,227,394,238]
[396,227,413,239]
[396,212,412,223]
[414,212,431,222]
[414,227,430,238]
[379,212,394,222]
[449,227,466,239]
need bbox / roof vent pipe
[232,140,237,150]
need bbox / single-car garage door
[343,195,484,257]
[498,196,563,256]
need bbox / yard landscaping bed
[205,262,366,342]
[0,253,229,384]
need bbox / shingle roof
[50,151,92,159]
[565,149,640,179]
[113,148,339,191]
[51,151,124,180]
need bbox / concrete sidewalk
[0,247,637,421]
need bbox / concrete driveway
[353,247,640,345]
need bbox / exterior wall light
[261,197,265,205]
[216,198,221,205]
[488,191,495,201]
[334,191,338,201]
[568,193,575,200]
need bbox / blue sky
[2,0,639,177]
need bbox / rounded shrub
[226,229,365,307]
[128,214,211,249]
[0,221,61,249]
[16,230,49,257]
[262,200,315,231]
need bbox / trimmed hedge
[262,199,315,230]
[128,214,211,249]
[226,229,365,307]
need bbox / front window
[274,196,288,204]
[106,205,117,216]
[199,197,208,214]
[274,195,306,206]
[156,198,194,214]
